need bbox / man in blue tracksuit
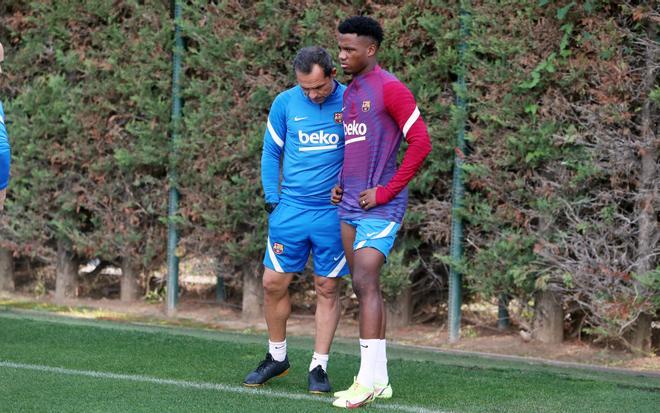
[243,46,348,393]
[0,42,11,211]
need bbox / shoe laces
[255,353,274,373]
[313,366,328,380]
[348,380,363,392]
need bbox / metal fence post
[167,0,183,315]
[448,2,471,343]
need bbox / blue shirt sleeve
[0,101,11,190]
[260,93,288,204]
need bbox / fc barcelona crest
[273,242,284,255]
[361,100,371,112]
[334,112,343,124]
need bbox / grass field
[0,309,658,412]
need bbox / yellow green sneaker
[374,382,392,399]
[333,377,358,398]
[332,380,374,409]
[334,377,392,400]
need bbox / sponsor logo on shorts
[273,242,284,255]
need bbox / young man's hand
[358,187,378,210]
[330,185,343,205]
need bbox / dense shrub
[0,1,656,346]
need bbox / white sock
[309,352,329,372]
[268,339,287,362]
[356,338,379,388]
[374,339,389,385]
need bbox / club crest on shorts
[334,112,343,124]
[272,242,284,255]
[361,100,371,112]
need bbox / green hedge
[1,0,656,344]
[1,0,171,270]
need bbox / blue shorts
[264,203,349,278]
[342,218,401,259]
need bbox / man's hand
[358,187,378,210]
[330,185,343,205]
[264,202,278,214]
[0,188,6,211]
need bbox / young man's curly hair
[337,16,384,47]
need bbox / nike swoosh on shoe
[346,393,374,408]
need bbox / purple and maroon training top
[338,65,431,223]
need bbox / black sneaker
[243,353,290,387]
[308,365,331,393]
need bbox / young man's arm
[0,102,11,210]
[375,81,431,205]
[260,94,288,208]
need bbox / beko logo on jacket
[298,130,340,145]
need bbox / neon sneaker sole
[332,393,374,409]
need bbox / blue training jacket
[261,80,346,209]
[0,101,10,190]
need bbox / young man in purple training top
[330,16,432,408]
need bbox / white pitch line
[0,360,449,413]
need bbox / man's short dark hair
[293,46,334,77]
[338,16,384,47]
